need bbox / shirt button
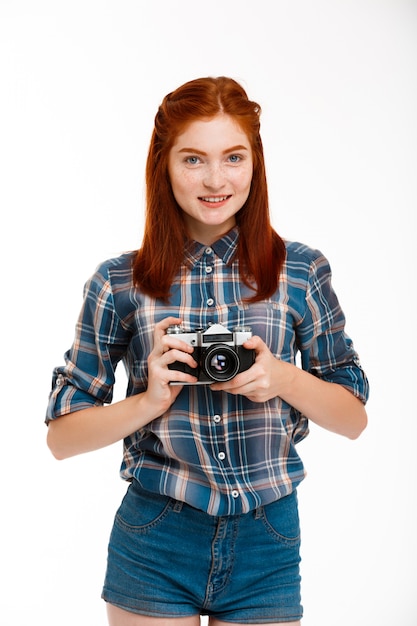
[207,298,214,306]
[231,490,239,499]
[218,452,226,461]
[213,414,222,424]
[205,266,213,274]
[205,247,213,254]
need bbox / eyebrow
[177,144,249,156]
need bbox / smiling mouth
[199,195,231,203]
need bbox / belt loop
[173,500,184,513]
[254,505,264,520]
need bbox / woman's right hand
[47,317,197,460]
[143,317,198,414]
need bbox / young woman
[46,76,369,626]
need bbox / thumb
[243,335,264,351]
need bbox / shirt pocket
[227,301,297,363]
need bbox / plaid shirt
[46,228,369,516]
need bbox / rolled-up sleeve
[45,264,132,423]
[297,252,369,404]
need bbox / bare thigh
[209,618,301,626]
[106,603,200,626]
[106,604,301,626]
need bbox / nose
[203,163,226,191]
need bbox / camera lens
[204,345,240,382]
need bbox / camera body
[167,323,255,384]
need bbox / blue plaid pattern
[46,228,369,515]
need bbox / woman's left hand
[210,335,368,439]
[210,335,284,402]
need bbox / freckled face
[167,114,253,245]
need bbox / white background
[1,1,416,624]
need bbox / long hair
[133,76,286,302]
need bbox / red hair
[133,76,285,302]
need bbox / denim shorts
[102,480,302,623]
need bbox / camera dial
[166,325,183,334]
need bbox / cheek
[171,168,199,196]
[169,172,186,204]
[234,166,253,193]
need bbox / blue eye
[228,154,241,163]
[186,156,200,165]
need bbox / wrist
[138,387,174,423]
[275,359,298,399]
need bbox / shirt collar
[184,227,239,269]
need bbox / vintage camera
[167,323,255,384]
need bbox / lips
[199,195,231,203]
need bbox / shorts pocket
[259,491,301,547]
[114,481,175,534]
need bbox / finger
[154,317,182,340]
[160,334,195,356]
[211,381,254,397]
[210,371,254,393]
[168,372,198,386]
[243,335,265,353]
[152,317,183,354]
[161,347,198,369]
